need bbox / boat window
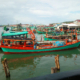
[63,27,68,30]
[13,36,15,38]
[70,28,75,30]
[3,36,12,39]
[24,34,27,38]
[28,34,31,38]
[19,41,24,45]
[8,40,10,44]
[16,35,19,38]
[20,35,22,37]
[59,27,62,29]
[11,36,14,38]
[26,41,33,45]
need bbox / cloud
[0,0,80,25]
[29,9,53,16]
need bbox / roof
[75,19,80,22]
[63,24,78,26]
[2,31,28,36]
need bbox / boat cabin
[58,24,80,33]
[2,31,28,39]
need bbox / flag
[4,26,7,31]
[4,26,9,31]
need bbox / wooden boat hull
[1,42,80,54]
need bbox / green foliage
[63,21,74,24]
[17,23,22,31]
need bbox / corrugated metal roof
[63,24,78,26]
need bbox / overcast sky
[0,0,80,25]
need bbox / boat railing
[65,39,78,45]
[1,40,34,48]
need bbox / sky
[0,0,80,25]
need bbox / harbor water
[0,27,80,80]
[1,48,80,80]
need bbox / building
[57,23,80,30]
[74,19,80,26]
[49,24,54,27]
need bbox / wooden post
[57,55,60,70]
[51,55,60,74]
[55,55,60,70]
[2,61,8,77]
[51,67,57,74]
[55,56,58,68]
[2,58,10,78]
[4,58,10,77]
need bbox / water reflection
[1,28,80,80]
[1,48,80,80]
[1,48,80,68]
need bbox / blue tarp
[53,41,65,46]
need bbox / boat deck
[46,35,72,38]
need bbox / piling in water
[56,55,60,70]
[55,56,58,68]
[51,67,57,74]
[2,58,10,78]
[51,55,60,74]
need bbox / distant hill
[0,25,4,27]
[50,21,74,25]
[62,21,74,24]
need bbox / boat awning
[2,31,28,36]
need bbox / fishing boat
[1,40,79,54]
[44,34,73,41]
[1,31,79,54]
[36,30,52,34]
[36,27,55,34]
[44,31,65,41]
[10,26,27,33]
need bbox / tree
[17,23,22,31]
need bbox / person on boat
[21,37,23,40]
[52,42,55,47]
[50,42,52,46]
[24,34,27,38]
[8,40,11,46]
[3,41,6,46]
[36,44,39,49]
[3,40,5,45]
[34,44,36,49]
[60,28,63,31]
[67,37,72,42]
[28,42,31,45]
[8,40,10,44]
[34,42,38,49]
[10,42,12,47]
[67,28,69,32]
[72,33,76,40]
